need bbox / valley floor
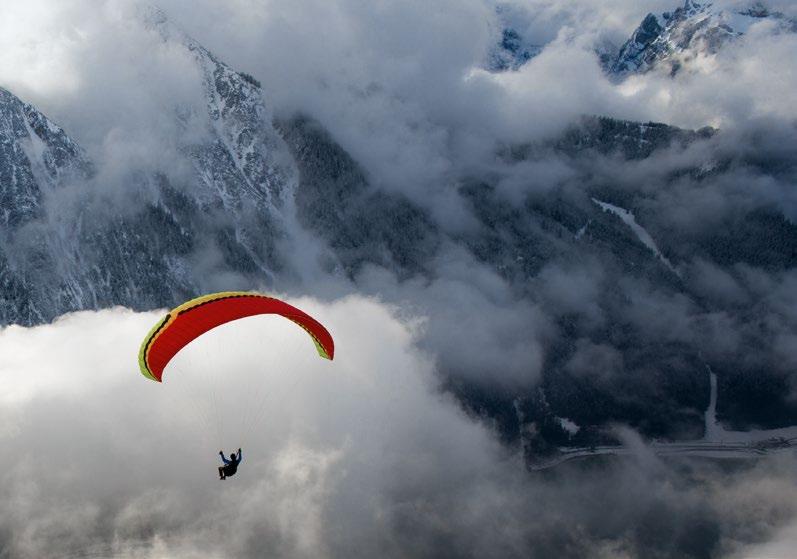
[532,370,797,470]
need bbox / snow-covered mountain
[608,0,797,78]
[0,7,301,324]
[484,4,543,71]
[139,6,296,276]
[487,1,797,79]
[0,87,95,323]
[141,6,294,215]
[1,5,796,462]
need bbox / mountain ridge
[608,0,797,78]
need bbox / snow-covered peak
[136,3,196,49]
[0,87,91,227]
[484,4,543,72]
[608,0,796,78]
[134,3,294,215]
[0,8,300,325]
[486,28,543,72]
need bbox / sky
[1,0,797,557]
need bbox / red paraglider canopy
[138,291,334,382]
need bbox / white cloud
[734,519,797,559]
[0,298,532,557]
[4,300,793,557]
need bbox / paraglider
[137,291,334,478]
[219,448,242,480]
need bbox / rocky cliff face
[0,86,94,324]
[0,87,91,228]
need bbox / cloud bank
[3,0,797,201]
[0,301,796,558]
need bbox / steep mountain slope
[279,108,797,457]
[0,87,90,228]
[0,9,299,324]
[0,87,94,324]
[277,115,440,279]
[140,5,295,277]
